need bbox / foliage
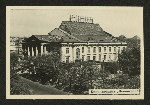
[10,52,19,71]
[118,47,140,76]
[104,62,119,74]
[10,75,31,95]
[10,52,31,95]
[19,44,140,94]
[117,35,140,76]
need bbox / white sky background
[10,6,143,38]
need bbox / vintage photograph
[6,6,144,99]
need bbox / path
[19,76,71,95]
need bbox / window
[99,47,101,52]
[123,47,125,50]
[76,48,80,59]
[104,47,106,52]
[93,56,96,61]
[88,47,90,53]
[118,47,120,52]
[87,56,90,61]
[109,55,111,60]
[93,47,96,53]
[99,54,101,61]
[82,55,84,61]
[109,47,111,52]
[114,47,116,52]
[66,48,69,54]
[66,57,69,63]
[104,55,106,60]
[82,47,84,53]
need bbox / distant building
[22,15,127,63]
[10,36,25,56]
[10,36,17,52]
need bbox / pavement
[19,76,71,95]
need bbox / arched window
[76,48,80,59]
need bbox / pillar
[72,46,74,62]
[36,46,38,56]
[44,46,46,54]
[28,46,30,56]
[41,44,43,55]
[31,46,34,56]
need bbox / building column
[44,46,46,54]
[28,46,30,56]
[36,46,38,56]
[31,46,34,56]
[72,46,74,62]
[41,44,43,55]
[96,46,99,61]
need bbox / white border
[6,6,144,99]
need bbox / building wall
[22,41,127,63]
[10,36,23,55]
[61,42,127,63]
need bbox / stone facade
[60,42,126,63]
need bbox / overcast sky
[10,6,143,38]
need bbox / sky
[10,6,143,38]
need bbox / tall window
[93,47,96,53]
[109,55,111,60]
[82,55,84,61]
[104,47,106,52]
[88,47,90,53]
[99,47,101,52]
[66,48,69,54]
[82,47,84,53]
[93,56,96,61]
[66,57,69,63]
[76,48,80,59]
[123,47,125,50]
[118,47,120,52]
[104,55,106,60]
[109,47,111,52]
[87,56,90,61]
[114,47,116,52]
[99,54,101,61]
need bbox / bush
[104,62,119,74]
[10,74,31,95]
[119,47,140,76]
[10,52,32,95]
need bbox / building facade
[22,16,127,63]
[10,36,25,56]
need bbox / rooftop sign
[69,15,93,23]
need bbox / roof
[49,28,80,42]
[33,35,49,41]
[59,21,104,36]
[22,35,49,43]
[25,21,122,43]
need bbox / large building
[22,15,127,63]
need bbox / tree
[104,62,119,74]
[10,52,31,95]
[10,52,19,71]
[118,47,140,76]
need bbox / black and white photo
[6,6,144,99]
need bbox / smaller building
[10,36,26,57]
